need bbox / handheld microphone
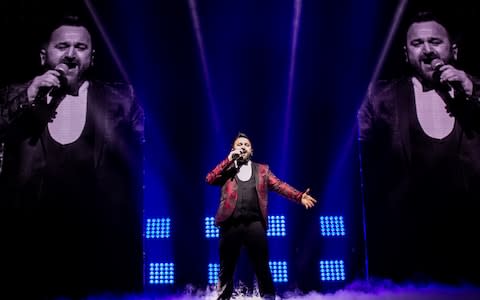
[34,63,69,102]
[431,58,465,96]
[231,149,246,160]
[27,63,69,126]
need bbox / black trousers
[218,220,275,300]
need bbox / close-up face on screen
[1,1,480,299]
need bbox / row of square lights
[149,260,345,285]
[145,216,345,239]
[146,216,346,285]
[204,215,287,238]
[207,261,289,284]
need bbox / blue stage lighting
[319,260,346,281]
[269,261,288,283]
[145,218,171,239]
[319,216,346,237]
[267,215,286,237]
[148,262,175,285]
[205,216,219,238]
[208,263,220,284]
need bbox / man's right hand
[228,149,243,161]
[27,69,63,102]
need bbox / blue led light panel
[319,260,346,281]
[148,262,175,285]
[269,261,288,283]
[319,216,345,237]
[145,218,171,239]
[205,216,219,238]
[267,215,286,237]
[208,263,220,284]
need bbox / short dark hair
[231,132,251,147]
[41,15,95,48]
[409,10,444,24]
[404,10,456,43]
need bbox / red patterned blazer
[206,158,303,228]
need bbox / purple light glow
[188,0,220,132]
[280,0,302,175]
[83,0,131,84]
[73,280,480,299]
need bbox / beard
[237,155,251,165]
[44,57,92,94]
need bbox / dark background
[1,0,480,294]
